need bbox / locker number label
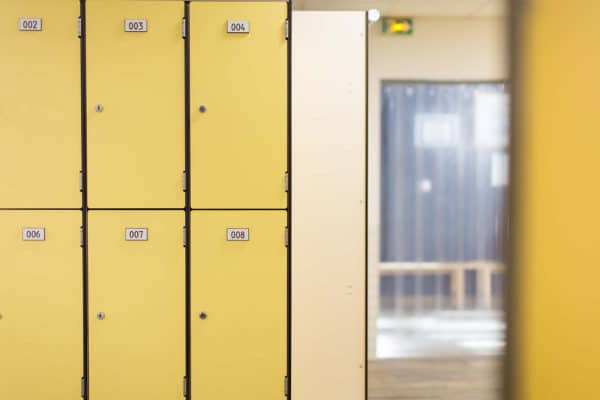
[23,228,45,241]
[19,18,42,31]
[227,20,250,34]
[126,228,148,241]
[227,228,249,241]
[125,19,148,32]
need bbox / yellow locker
[0,211,82,400]
[87,0,185,208]
[191,211,287,399]
[512,2,600,399]
[190,2,288,209]
[0,0,81,208]
[88,211,185,399]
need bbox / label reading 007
[19,18,42,31]
[125,19,148,32]
[227,20,250,34]
[23,228,45,241]
[126,228,148,241]
[227,228,249,241]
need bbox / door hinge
[183,376,189,398]
[284,376,289,397]
[81,377,86,398]
[182,17,188,39]
[182,170,188,192]
[80,226,85,248]
[79,171,84,192]
[78,16,83,39]
[285,227,289,247]
[285,19,289,40]
[183,226,188,247]
[284,171,289,192]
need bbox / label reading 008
[227,20,250,34]
[126,228,148,241]
[227,228,249,241]
[19,18,42,31]
[125,19,148,32]
[23,228,45,241]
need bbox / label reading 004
[227,20,250,34]
[19,18,42,31]
[227,228,249,241]
[126,228,148,241]
[23,228,45,241]
[125,19,148,32]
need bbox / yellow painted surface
[0,1,80,208]
[88,211,185,400]
[190,2,287,209]
[0,211,82,400]
[515,2,600,399]
[87,0,184,208]
[191,211,287,399]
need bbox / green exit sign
[382,18,414,35]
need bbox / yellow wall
[513,2,600,399]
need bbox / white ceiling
[294,0,507,17]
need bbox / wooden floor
[369,357,503,400]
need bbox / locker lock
[97,312,106,320]
[95,104,104,113]
[198,105,207,113]
[199,312,208,320]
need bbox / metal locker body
[0,211,82,400]
[87,0,185,208]
[0,1,81,208]
[88,211,185,400]
[191,211,287,399]
[190,2,288,209]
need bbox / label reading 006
[125,19,148,32]
[19,18,42,31]
[126,228,148,241]
[227,228,249,241]
[227,20,250,34]
[23,228,45,241]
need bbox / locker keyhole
[199,312,207,320]
[97,312,106,320]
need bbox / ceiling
[294,0,507,17]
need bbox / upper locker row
[0,0,288,210]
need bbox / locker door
[89,211,184,400]
[0,211,82,400]
[190,2,288,209]
[0,1,80,208]
[87,0,184,208]
[191,211,287,399]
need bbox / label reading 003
[19,18,42,31]
[23,228,45,241]
[227,228,249,241]
[125,19,148,32]
[126,228,148,241]
[227,20,250,34]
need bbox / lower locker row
[0,210,287,400]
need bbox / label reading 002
[125,19,148,32]
[227,20,250,34]
[126,228,148,241]
[19,18,42,31]
[23,228,45,241]
[227,228,249,241]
